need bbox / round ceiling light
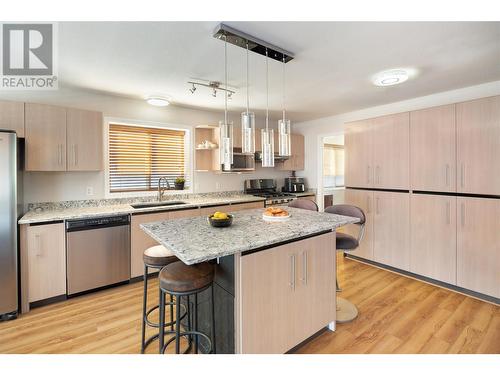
[146,96,170,106]
[372,69,410,87]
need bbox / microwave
[220,152,255,172]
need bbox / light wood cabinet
[372,112,410,189]
[410,104,456,192]
[227,201,264,212]
[238,232,335,353]
[66,108,103,171]
[344,189,374,260]
[373,191,410,271]
[25,103,67,171]
[457,197,500,298]
[410,194,456,284]
[278,134,305,171]
[25,223,66,303]
[0,100,24,137]
[345,119,373,188]
[457,96,500,195]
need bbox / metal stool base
[336,297,358,323]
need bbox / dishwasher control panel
[66,215,130,231]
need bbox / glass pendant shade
[241,111,255,154]
[220,121,233,171]
[278,118,291,157]
[261,128,275,168]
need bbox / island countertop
[140,207,359,265]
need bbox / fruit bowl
[208,214,234,228]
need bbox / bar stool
[324,204,366,323]
[141,245,185,354]
[158,261,216,354]
[288,198,319,211]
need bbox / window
[323,144,345,188]
[108,123,189,193]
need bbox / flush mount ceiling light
[146,96,170,106]
[372,69,411,87]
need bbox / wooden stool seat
[159,261,215,293]
[143,245,177,267]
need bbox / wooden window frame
[104,118,193,198]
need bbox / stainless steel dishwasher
[66,215,130,295]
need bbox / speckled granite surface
[140,207,359,265]
[19,192,265,224]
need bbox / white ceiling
[59,22,500,122]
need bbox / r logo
[2,24,53,76]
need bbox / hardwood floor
[0,254,498,354]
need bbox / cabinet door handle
[446,201,450,225]
[367,196,371,214]
[367,166,370,184]
[445,164,450,187]
[376,197,380,215]
[460,163,465,188]
[299,252,308,286]
[289,254,296,291]
[58,145,62,166]
[461,202,465,227]
[376,165,380,184]
[35,234,42,257]
[72,144,78,166]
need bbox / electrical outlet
[86,186,94,196]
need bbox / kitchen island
[141,207,358,354]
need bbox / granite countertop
[140,207,359,265]
[18,194,266,224]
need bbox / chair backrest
[288,199,319,212]
[324,204,365,224]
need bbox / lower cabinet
[373,191,410,271]
[457,197,500,298]
[238,232,336,354]
[344,189,374,260]
[410,194,457,284]
[23,223,66,303]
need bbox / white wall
[0,87,290,203]
[294,80,500,189]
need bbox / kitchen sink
[131,201,188,209]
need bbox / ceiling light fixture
[241,41,255,154]
[187,80,235,98]
[146,96,170,107]
[372,69,410,87]
[219,33,233,172]
[278,54,291,157]
[261,48,274,168]
[189,84,196,94]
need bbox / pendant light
[241,41,255,154]
[278,54,291,157]
[220,34,233,171]
[261,48,274,168]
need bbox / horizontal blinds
[109,124,187,193]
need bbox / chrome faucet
[158,177,170,201]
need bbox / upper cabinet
[372,113,410,189]
[345,113,409,189]
[0,100,25,137]
[410,104,456,192]
[25,103,67,171]
[25,103,103,172]
[279,134,305,171]
[345,119,373,188]
[66,108,103,171]
[457,96,500,196]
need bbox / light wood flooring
[1,254,498,354]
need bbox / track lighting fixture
[189,84,196,94]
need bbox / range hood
[254,151,289,162]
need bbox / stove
[244,179,297,207]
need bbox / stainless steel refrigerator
[0,130,22,320]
